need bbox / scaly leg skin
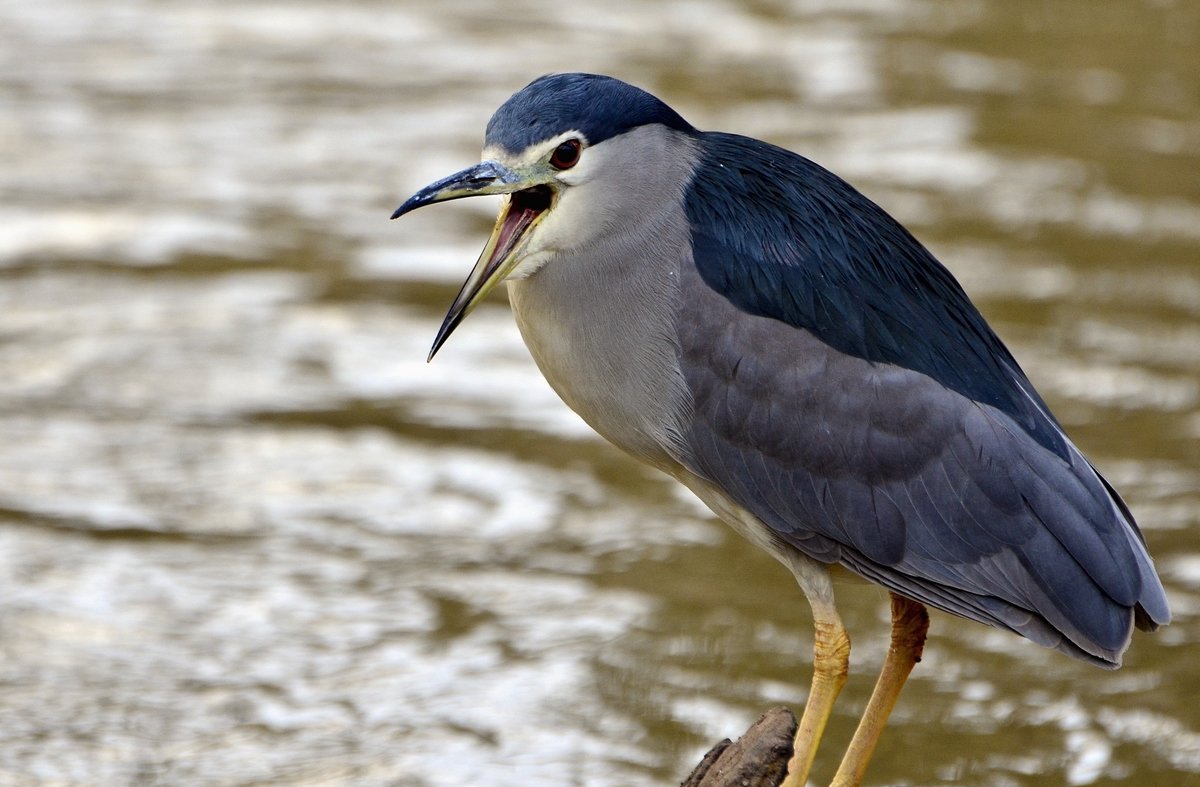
[830,593,930,787]
[779,609,851,787]
[779,554,850,787]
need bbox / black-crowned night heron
[392,73,1170,786]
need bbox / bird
[390,73,1170,786]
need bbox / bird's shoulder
[681,131,1066,459]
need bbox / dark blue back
[684,131,1069,459]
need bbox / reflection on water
[0,0,1197,784]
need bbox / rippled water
[1,1,1197,784]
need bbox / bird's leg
[780,611,850,787]
[830,593,929,787]
[780,560,850,787]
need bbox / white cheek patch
[517,178,596,262]
[507,250,556,280]
[482,129,589,172]
[506,197,582,280]
[499,126,697,281]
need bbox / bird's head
[392,73,695,359]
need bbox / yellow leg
[780,612,851,787]
[830,593,929,787]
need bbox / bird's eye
[549,139,582,170]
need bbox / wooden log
[681,707,797,787]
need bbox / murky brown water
[1,1,1197,784]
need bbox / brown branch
[681,707,797,787]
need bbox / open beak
[391,160,553,360]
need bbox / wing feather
[673,136,1170,665]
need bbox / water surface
[1,1,1197,784]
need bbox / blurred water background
[1,0,1198,784]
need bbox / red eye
[549,138,582,170]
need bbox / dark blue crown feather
[485,73,695,153]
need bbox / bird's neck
[507,226,693,474]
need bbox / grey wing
[674,263,1170,667]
